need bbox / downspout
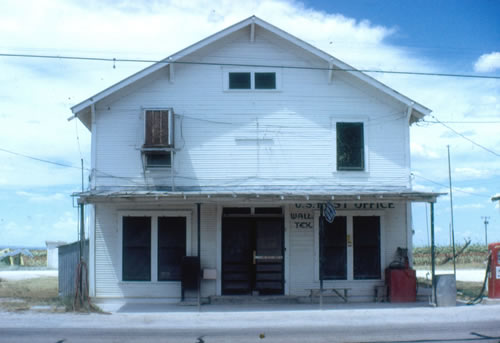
[405,103,414,189]
[90,104,97,190]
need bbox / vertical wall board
[58,240,89,297]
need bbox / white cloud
[452,203,485,210]
[411,143,440,159]
[52,211,77,233]
[474,52,500,72]
[16,191,66,202]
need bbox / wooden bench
[306,288,350,303]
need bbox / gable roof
[71,15,431,129]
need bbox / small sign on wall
[324,202,336,223]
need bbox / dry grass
[0,276,67,312]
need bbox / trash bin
[435,274,456,307]
[385,268,417,302]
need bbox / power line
[0,147,81,170]
[412,173,491,198]
[422,120,500,124]
[429,115,500,157]
[1,52,500,80]
[0,146,142,185]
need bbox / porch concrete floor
[97,299,437,314]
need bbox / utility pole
[447,145,457,277]
[482,216,489,246]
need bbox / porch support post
[319,204,324,309]
[430,202,436,305]
[197,203,201,310]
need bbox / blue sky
[0,0,499,248]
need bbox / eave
[75,190,443,204]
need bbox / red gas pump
[488,242,500,299]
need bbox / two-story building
[71,16,439,302]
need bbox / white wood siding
[94,202,206,299]
[94,200,409,300]
[287,202,408,301]
[91,26,410,191]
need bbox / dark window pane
[223,207,252,215]
[158,217,186,281]
[321,216,347,280]
[123,217,151,281]
[255,72,276,89]
[254,207,282,215]
[146,152,171,167]
[337,122,364,170]
[229,72,251,89]
[353,216,381,280]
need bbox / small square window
[255,72,276,89]
[229,72,251,89]
[145,152,171,168]
[337,122,364,171]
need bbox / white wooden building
[71,16,439,302]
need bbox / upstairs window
[143,109,174,168]
[227,71,277,90]
[145,110,173,147]
[336,122,364,171]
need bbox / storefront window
[353,216,381,279]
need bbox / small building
[70,16,439,302]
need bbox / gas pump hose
[467,252,491,305]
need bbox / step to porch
[209,295,300,305]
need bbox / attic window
[226,71,278,90]
[255,72,276,89]
[142,109,174,168]
[229,72,251,89]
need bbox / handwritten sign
[291,203,395,230]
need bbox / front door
[222,216,284,295]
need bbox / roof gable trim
[71,16,431,120]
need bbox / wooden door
[254,218,284,295]
[222,218,253,295]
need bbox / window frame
[314,211,384,282]
[336,122,365,171]
[332,118,369,173]
[118,211,192,283]
[223,69,281,91]
[142,108,175,169]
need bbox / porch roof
[75,189,443,204]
